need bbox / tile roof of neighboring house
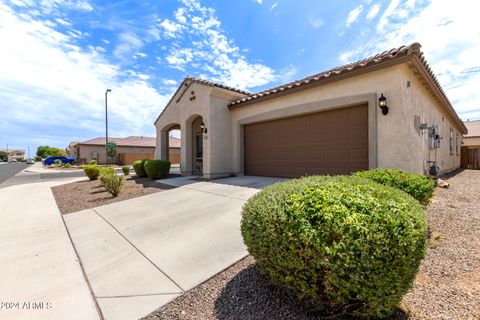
[78,136,157,147]
[464,120,480,137]
[168,136,181,148]
[154,76,250,125]
[0,149,25,154]
[228,42,466,133]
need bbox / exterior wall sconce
[200,122,208,134]
[378,93,389,115]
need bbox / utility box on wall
[428,125,440,149]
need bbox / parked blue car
[44,156,76,166]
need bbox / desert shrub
[122,166,130,176]
[100,173,125,197]
[144,160,171,180]
[353,168,435,204]
[63,163,71,168]
[99,166,115,176]
[83,165,100,181]
[89,159,97,165]
[133,159,148,177]
[241,176,427,318]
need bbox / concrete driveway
[64,175,283,320]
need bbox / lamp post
[105,89,112,166]
[6,143,11,162]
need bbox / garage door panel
[244,105,368,177]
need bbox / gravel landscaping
[52,175,176,214]
[144,169,480,320]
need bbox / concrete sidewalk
[64,175,282,320]
[0,180,100,320]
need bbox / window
[449,128,454,155]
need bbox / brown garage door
[244,104,369,177]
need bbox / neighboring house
[66,141,79,158]
[70,136,180,165]
[154,43,467,179]
[461,120,480,169]
[0,148,25,161]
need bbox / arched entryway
[191,116,204,175]
[159,123,181,166]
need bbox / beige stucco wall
[79,145,155,164]
[155,63,464,178]
[463,137,480,147]
[155,82,247,178]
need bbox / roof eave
[228,55,412,110]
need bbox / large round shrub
[241,176,427,318]
[144,160,171,180]
[353,168,435,204]
[83,165,100,181]
[132,159,148,177]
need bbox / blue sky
[0,0,479,155]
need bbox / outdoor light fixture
[200,122,207,134]
[378,93,389,115]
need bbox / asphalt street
[0,163,86,189]
[0,163,30,184]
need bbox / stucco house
[461,120,480,169]
[0,148,25,161]
[154,43,466,179]
[70,136,180,165]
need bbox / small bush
[353,168,435,204]
[89,159,97,165]
[100,173,125,197]
[133,159,148,177]
[144,160,171,180]
[241,176,427,318]
[122,166,130,176]
[99,166,115,176]
[83,165,100,181]
[63,163,71,168]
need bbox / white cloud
[159,19,182,38]
[346,5,363,27]
[157,0,277,90]
[309,17,324,28]
[270,3,278,11]
[366,3,380,20]
[113,32,143,59]
[163,79,178,86]
[338,0,480,120]
[254,0,262,4]
[377,0,400,31]
[0,2,169,146]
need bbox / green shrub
[241,176,427,318]
[99,166,115,176]
[144,160,171,180]
[133,159,148,177]
[100,173,125,197]
[122,166,130,176]
[63,163,71,168]
[89,159,97,165]
[83,165,100,181]
[353,168,435,204]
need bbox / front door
[194,133,203,174]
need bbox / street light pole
[6,143,11,162]
[105,89,112,166]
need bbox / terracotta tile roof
[185,76,250,95]
[230,43,423,107]
[464,120,480,137]
[79,136,157,147]
[168,136,181,148]
[228,42,467,133]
